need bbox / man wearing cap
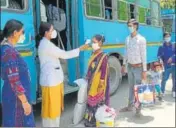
[121,19,147,116]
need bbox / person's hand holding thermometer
[79,39,91,51]
[85,39,91,45]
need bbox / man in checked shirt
[120,19,147,116]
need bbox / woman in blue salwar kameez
[0,20,35,127]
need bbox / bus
[0,0,163,105]
[161,9,175,42]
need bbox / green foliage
[139,7,146,23]
[118,1,128,21]
[160,0,176,9]
[86,0,102,17]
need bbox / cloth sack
[73,103,86,125]
[47,4,66,32]
[74,79,88,103]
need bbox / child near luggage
[150,62,163,101]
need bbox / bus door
[0,0,37,104]
[34,0,80,96]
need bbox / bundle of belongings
[73,79,88,125]
[134,62,163,109]
[47,4,66,32]
[134,84,156,108]
[95,104,117,127]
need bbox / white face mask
[92,43,100,51]
[51,30,57,39]
[128,27,135,33]
[164,37,171,43]
[17,34,25,43]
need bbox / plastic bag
[134,84,155,108]
[95,105,117,127]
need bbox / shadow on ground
[117,111,154,125]
[163,93,175,104]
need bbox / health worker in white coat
[38,22,88,127]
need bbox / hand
[97,86,104,92]
[167,57,172,63]
[142,71,147,81]
[97,80,104,92]
[121,65,126,74]
[79,44,89,51]
[159,59,163,65]
[22,102,32,116]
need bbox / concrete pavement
[34,77,175,127]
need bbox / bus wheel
[108,56,122,96]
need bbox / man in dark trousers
[158,32,175,98]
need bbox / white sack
[74,79,88,103]
[73,103,86,125]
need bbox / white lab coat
[38,37,80,87]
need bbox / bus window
[117,0,128,21]
[146,9,151,25]
[151,1,160,26]
[163,19,173,33]
[128,3,135,19]
[1,0,25,10]
[126,0,136,19]
[1,0,9,8]
[104,0,112,20]
[138,6,146,24]
[85,0,105,18]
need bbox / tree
[160,0,176,9]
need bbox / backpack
[46,4,66,32]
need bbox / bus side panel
[67,0,79,85]
[78,1,163,76]
[139,25,163,63]
[78,0,87,78]
[21,51,37,104]
[67,59,77,85]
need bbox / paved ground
[34,77,175,127]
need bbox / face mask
[92,43,100,51]
[164,37,171,43]
[51,30,57,39]
[128,27,135,33]
[17,34,25,43]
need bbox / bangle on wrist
[22,101,28,104]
